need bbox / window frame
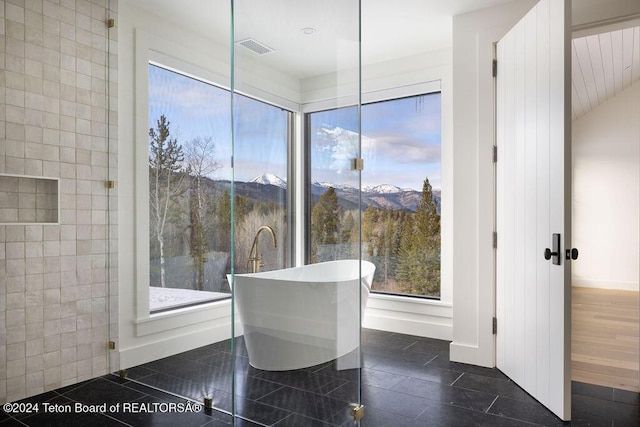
[135,40,296,325]
[303,82,443,300]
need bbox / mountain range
[245,173,440,213]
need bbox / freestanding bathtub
[229,259,375,371]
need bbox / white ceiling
[131,0,519,79]
[130,0,640,114]
[572,26,640,120]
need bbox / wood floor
[572,286,640,392]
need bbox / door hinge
[108,340,116,350]
[493,231,497,249]
[492,317,497,334]
[492,59,497,78]
[493,146,497,163]
[107,18,115,28]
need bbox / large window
[147,64,290,312]
[308,93,442,298]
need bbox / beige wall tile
[1,0,117,403]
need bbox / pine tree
[397,178,441,296]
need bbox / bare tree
[184,136,222,290]
[149,115,188,288]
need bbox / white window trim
[302,79,453,340]
[133,30,299,333]
[301,80,442,113]
[133,30,236,330]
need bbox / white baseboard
[363,313,453,340]
[572,278,639,292]
[362,294,453,340]
[449,342,483,366]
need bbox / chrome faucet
[247,226,277,273]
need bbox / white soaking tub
[229,260,375,371]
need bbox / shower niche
[0,174,59,224]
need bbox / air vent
[237,38,274,55]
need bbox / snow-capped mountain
[312,181,358,192]
[362,184,405,194]
[315,182,408,195]
[250,173,287,189]
[247,174,439,213]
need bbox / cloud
[364,133,441,165]
[315,126,377,174]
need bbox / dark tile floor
[2,329,639,426]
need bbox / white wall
[572,81,640,291]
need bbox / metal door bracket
[351,158,364,171]
[203,397,213,409]
[349,403,365,421]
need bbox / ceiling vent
[237,38,274,55]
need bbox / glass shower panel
[232,0,363,424]
[308,106,361,263]
[230,94,290,274]
[117,0,238,422]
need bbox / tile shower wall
[0,0,118,403]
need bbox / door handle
[544,233,561,265]
[565,248,579,260]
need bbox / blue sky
[311,94,441,190]
[149,65,441,191]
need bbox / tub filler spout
[247,225,277,273]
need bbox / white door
[496,0,572,421]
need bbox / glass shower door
[116,0,237,420]
[231,0,363,424]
